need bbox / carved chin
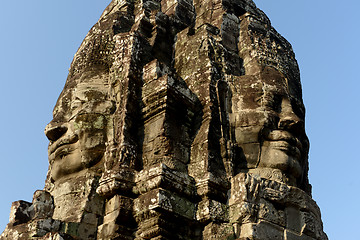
[51,151,83,181]
[50,148,104,181]
[259,146,302,179]
[80,148,104,168]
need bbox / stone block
[97,221,118,240]
[30,190,54,219]
[202,222,235,240]
[285,206,302,234]
[229,201,258,225]
[0,0,328,239]
[301,211,328,240]
[196,199,228,222]
[229,173,261,206]
[82,212,98,225]
[134,188,196,220]
[98,222,134,240]
[257,199,285,227]
[8,200,31,226]
[239,221,284,240]
[103,210,120,225]
[284,230,314,240]
[134,163,196,198]
[29,219,61,237]
[105,195,133,215]
[60,222,79,237]
[78,222,98,239]
[38,232,69,240]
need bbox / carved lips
[48,134,79,162]
[262,129,303,159]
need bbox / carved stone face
[45,75,114,182]
[230,67,309,184]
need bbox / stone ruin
[1,0,327,239]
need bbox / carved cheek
[81,131,106,149]
[77,116,107,145]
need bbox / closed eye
[290,98,305,119]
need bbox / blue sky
[0,1,358,239]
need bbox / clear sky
[0,1,358,239]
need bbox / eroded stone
[1,0,326,239]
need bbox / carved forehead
[259,66,303,100]
[229,67,304,118]
[55,84,108,108]
[239,67,303,100]
[53,74,111,117]
[71,82,109,101]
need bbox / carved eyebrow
[68,111,106,122]
[67,99,115,121]
[290,98,305,118]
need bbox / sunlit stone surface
[1,0,327,239]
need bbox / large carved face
[45,74,114,182]
[230,67,309,184]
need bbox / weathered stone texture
[1,0,327,239]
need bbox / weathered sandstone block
[1,0,327,239]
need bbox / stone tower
[1,0,327,239]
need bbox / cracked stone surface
[1,0,327,239]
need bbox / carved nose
[278,116,304,135]
[45,123,68,142]
[278,98,305,135]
